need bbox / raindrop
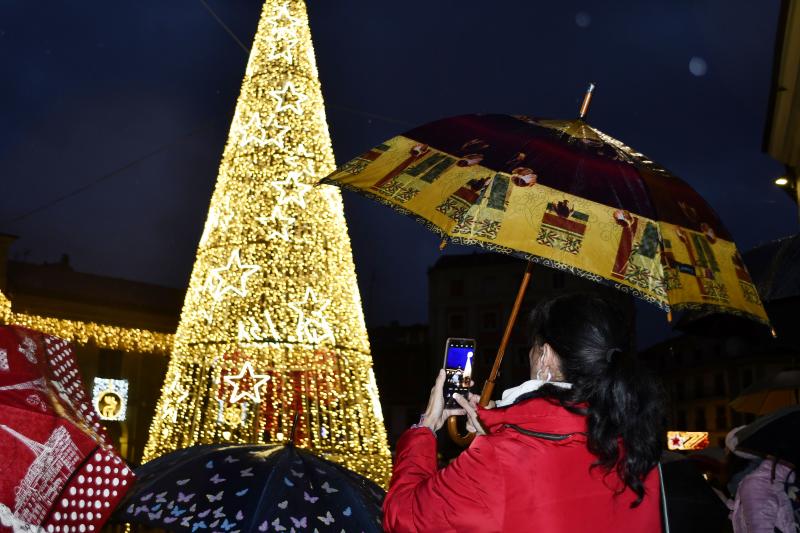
[689,56,707,76]
[575,11,591,28]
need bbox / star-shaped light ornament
[270,171,312,209]
[160,376,189,423]
[268,34,299,63]
[208,248,261,302]
[257,205,296,241]
[232,111,290,150]
[269,82,309,115]
[288,288,335,345]
[224,361,270,404]
[269,2,301,34]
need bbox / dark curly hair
[524,293,665,507]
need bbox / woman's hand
[453,392,488,436]
[420,370,466,432]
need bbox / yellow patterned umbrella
[320,88,770,441]
[322,112,767,326]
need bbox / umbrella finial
[579,83,596,120]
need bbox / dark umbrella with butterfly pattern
[112,441,384,532]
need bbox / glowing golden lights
[0,290,173,356]
[143,0,390,484]
[774,176,789,186]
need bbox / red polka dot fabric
[0,326,135,532]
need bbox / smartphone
[442,337,476,408]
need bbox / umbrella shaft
[480,261,534,406]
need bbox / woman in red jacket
[384,293,665,532]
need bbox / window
[729,370,740,396]
[694,376,704,398]
[676,409,687,429]
[675,382,685,401]
[449,279,464,297]
[741,368,753,389]
[715,406,727,430]
[482,311,498,331]
[714,373,725,396]
[447,312,465,334]
[694,407,706,430]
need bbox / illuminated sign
[667,431,709,450]
[92,378,129,421]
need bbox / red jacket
[384,398,661,532]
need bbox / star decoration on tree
[288,288,335,345]
[269,82,309,115]
[224,361,270,403]
[270,171,312,209]
[257,205,296,241]
[269,2,301,35]
[160,376,189,423]
[208,248,261,301]
[232,111,290,149]
[268,34,299,63]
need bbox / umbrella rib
[246,445,283,532]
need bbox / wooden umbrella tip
[579,83,596,120]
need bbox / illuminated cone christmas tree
[143,0,391,483]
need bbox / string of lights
[0,290,173,355]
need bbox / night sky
[1,1,795,348]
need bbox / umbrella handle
[447,262,534,446]
[447,416,475,446]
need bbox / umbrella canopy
[115,443,384,532]
[659,455,731,533]
[735,405,800,466]
[321,113,768,326]
[0,326,135,532]
[730,370,800,415]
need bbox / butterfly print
[317,511,335,525]
[321,481,338,493]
